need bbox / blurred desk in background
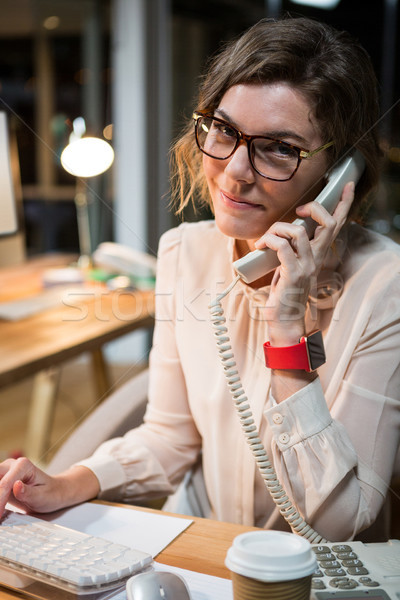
[0,254,155,462]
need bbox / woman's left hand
[254,180,355,343]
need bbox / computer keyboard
[0,509,153,598]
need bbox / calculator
[310,540,400,600]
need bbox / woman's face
[203,83,330,250]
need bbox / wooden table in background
[0,254,155,461]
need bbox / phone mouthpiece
[233,249,280,283]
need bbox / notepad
[39,501,192,558]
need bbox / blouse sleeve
[264,274,400,541]
[77,227,202,503]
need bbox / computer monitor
[0,111,18,237]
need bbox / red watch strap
[263,338,310,371]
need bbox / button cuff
[279,433,290,445]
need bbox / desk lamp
[61,133,114,267]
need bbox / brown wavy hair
[171,16,382,221]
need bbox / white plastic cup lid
[225,531,317,582]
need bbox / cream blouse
[78,221,400,541]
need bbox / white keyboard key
[46,563,66,577]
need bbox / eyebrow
[214,108,309,147]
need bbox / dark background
[0,0,398,253]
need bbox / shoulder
[338,224,400,317]
[347,223,400,258]
[157,220,224,258]
[342,223,400,277]
[156,220,232,289]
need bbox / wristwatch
[263,330,326,372]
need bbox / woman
[0,17,399,542]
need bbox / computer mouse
[126,570,192,600]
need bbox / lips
[220,190,264,210]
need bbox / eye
[213,121,237,138]
[270,142,298,159]
[255,140,298,160]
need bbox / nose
[224,140,255,183]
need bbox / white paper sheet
[155,562,233,600]
[40,501,192,557]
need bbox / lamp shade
[289,0,340,8]
[61,137,114,178]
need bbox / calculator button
[342,559,363,567]
[337,551,358,560]
[332,544,352,552]
[329,577,350,588]
[316,552,335,561]
[338,579,358,590]
[325,568,347,577]
[312,569,324,578]
[311,579,326,590]
[320,560,341,569]
[347,566,369,576]
[359,578,380,587]
[312,546,330,554]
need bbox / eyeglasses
[193,111,334,182]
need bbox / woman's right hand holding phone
[254,181,355,401]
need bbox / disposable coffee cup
[225,530,317,600]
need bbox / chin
[214,212,266,243]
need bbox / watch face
[307,330,326,371]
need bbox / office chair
[46,368,149,474]
[46,366,211,519]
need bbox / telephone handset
[233,150,366,283]
[209,150,366,544]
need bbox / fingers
[296,180,355,241]
[0,458,27,515]
[255,223,314,277]
[253,180,356,286]
[0,457,41,516]
[331,180,356,234]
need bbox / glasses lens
[251,139,299,180]
[196,116,238,159]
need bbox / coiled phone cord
[209,276,327,544]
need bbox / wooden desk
[132,504,258,580]
[0,255,155,460]
[0,503,258,599]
